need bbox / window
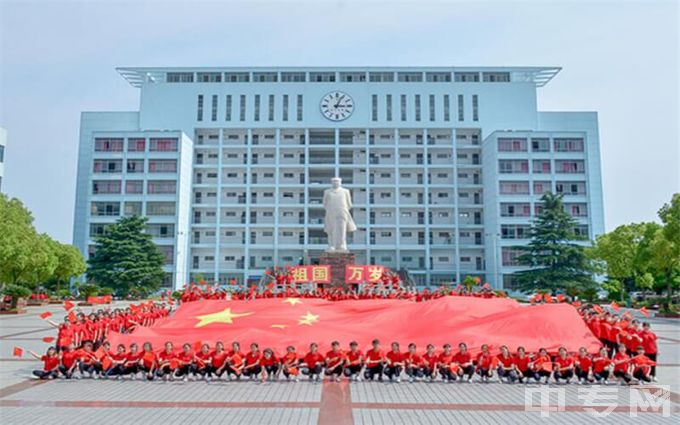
[554,138,585,152]
[126,159,144,173]
[497,138,527,152]
[94,138,123,152]
[533,181,551,195]
[482,72,510,82]
[414,95,421,121]
[91,202,120,216]
[385,94,392,121]
[426,72,451,82]
[146,223,175,238]
[281,72,305,82]
[267,94,275,121]
[282,94,289,121]
[147,180,176,194]
[499,181,530,194]
[502,247,523,266]
[400,94,407,121]
[166,72,193,82]
[149,160,177,173]
[472,94,479,121]
[501,225,531,240]
[371,94,378,121]
[127,138,145,152]
[339,72,366,82]
[556,160,585,174]
[454,72,480,82]
[253,72,277,82]
[92,180,121,194]
[124,202,142,216]
[197,72,221,82]
[254,94,260,121]
[124,180,142,194]
[223,95,232,121]
[532,160,551,174]
[500,203,531,217]
[556,181,586,195]
[398,72,422,82]
[197,95,204,121]
[146,201,175,216]
[211,95,218,121]
[225,72,249,82]
[531,138,550,152]
[309,72,335,82]
[239,95,246,121]
[159,245,174,265]
[457,94,464,121]
[296,95,303,121]
[369,72,394,82]
[443,94,450,121]
[93,159,122,173]
[149,138,178,152]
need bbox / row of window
[169,71,509,84]
[92,180,177,195]
[198,94,303,122]
[90,201,176,217]
[499,159,586,174]
[370,94,478,122]
[498,138,585,153]
[499,180,587,195]
[90,223,175,239]
[94,138,179,153]
[93,159,177,174]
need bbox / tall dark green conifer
[512,192,594,293]
[87,216,165,296]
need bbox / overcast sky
[0,0,678,243]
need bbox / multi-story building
[0,127,6,192]
[73,67,604,290]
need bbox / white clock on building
[320,91,354,121]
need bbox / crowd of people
[29,301,658,386]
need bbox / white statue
[323,177,356,252]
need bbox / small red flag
[482,283,491,290]
[63,300,74,311]
[639,307,650,317]
[572,300,582,308]
[67,311,77,322]
[39,311,52,320]
[593,304,604,314]
[610,301,620,311]
[42,337,55,343]
[13,346,23,357]
[544,294,554,304]
[192,341,202,351]
[556,294,566,303]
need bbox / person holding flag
[123,343,143,380]
[629,345,655,383]
[28,347,59,380]
[639,322,658,380]
[175,343,197,382]
[194,343,213,380]
[591,347,613,384]
[156,341,178,381]
[282,346,300,381]
[403,343,424,383]
[324,341,345,382]
[531,348,553,384]
[553,347,575,384]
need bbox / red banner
[344,265,385,283]
[290,266,331,283]
[107,297,601,355]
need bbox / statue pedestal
[319,251,356,288]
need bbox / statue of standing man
[323,177,356,252]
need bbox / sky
[0,0,678,243]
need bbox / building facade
[0,127,6,192]
[73,67,604,290]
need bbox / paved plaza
[1,302,678,424]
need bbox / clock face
[320,91,354,121]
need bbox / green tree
[46,242,87,294]
[649,194,680,308]
[512,192,595,293]
[86,215,166,296]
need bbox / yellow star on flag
[271,324,288,329]
[194,308,254,328]
[283,298,303,306]
[298,311,320,326]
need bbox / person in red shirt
[385,342,404,382]
[156,341,178,381]
[343,341,363,381]
[421,344,438,381]
[105,344,128,379]
[639,322,658,379]
[496,345,517,383]
[59,344,79,379]
[475,344,494,382]
[282,345,300,381]
[124,343,143,380]
[574,347,593,384]
[364,339,385,381]
[194,343,212,380]
[591,347,613,383]
[261,348,280,381]
[403,343,424,383]
[243,343,263,380]
[437,344,457,382]
[175,343,195,382]
[29,347,59,379]
[77,341,102,379]
[612,343,632,384]
[208,341,229,381]
[139,342,157,380]
[531,348,553,384]
[553,347,575,383]
[324,341,345,382]
[301,342,325,382]
[453,343,475,382]
[223,341,244,380]
[513,347,535,383]
[630,345,655,383]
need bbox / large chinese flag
[107,297,601,355]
